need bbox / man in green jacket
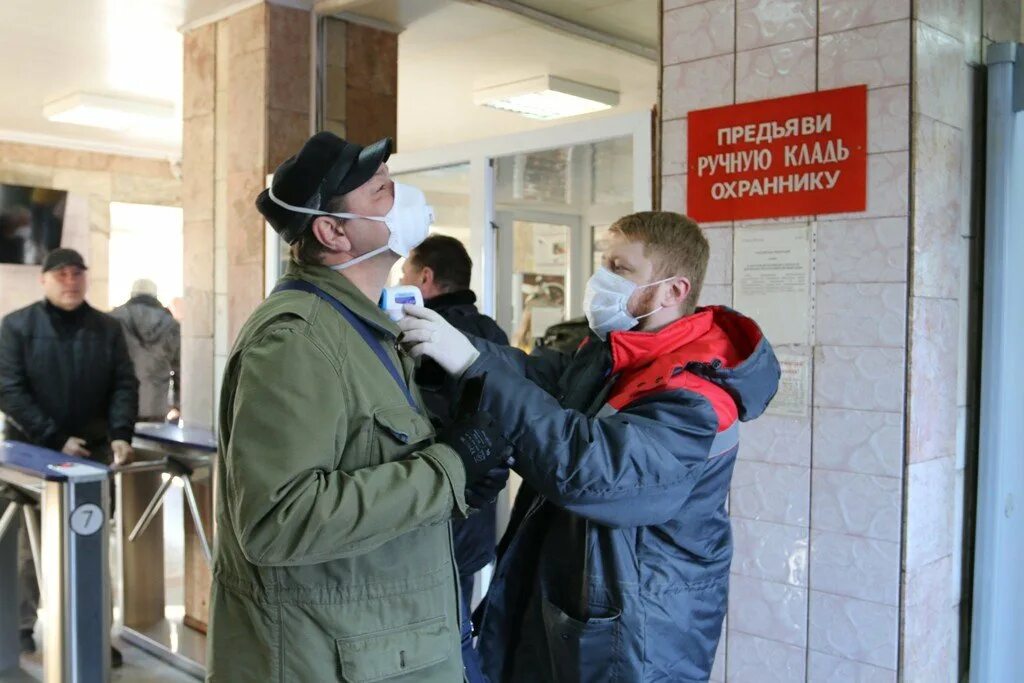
[207,132,510,682]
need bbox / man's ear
[310,216,351,253]
[420,265,435,288]
[663,276,692,308]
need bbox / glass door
[492,135,634,350]
[495,212,580,351]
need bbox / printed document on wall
[733,224,812,346]
[768,353,811,417]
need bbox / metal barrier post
[0,498,19,672]
[0,441,110,683]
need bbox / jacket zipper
[447,521,469,683]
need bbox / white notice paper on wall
[733,225,813,346]
[768,353,811,417]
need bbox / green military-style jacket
[207,260,469,682]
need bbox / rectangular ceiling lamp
[43,93,174,131]
[474,75,619,120]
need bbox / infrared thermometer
[380,285,424,321]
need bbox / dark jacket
[534,316,589,356]
[417,290,509,577]
[110,295,180,419]
[468,306,780,682]
[0,300,139,452]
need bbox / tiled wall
[663,2,909,680]
[0,142,181,317]
[661,0,1019,680]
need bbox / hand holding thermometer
[381,285,424,321]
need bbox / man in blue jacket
[399,211,780,682]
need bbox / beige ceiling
[495,0,657,47]
[340,0,657,48]
[395,1,657,151]
[0,0,657,159]
[0,0,189,157]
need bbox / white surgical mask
[268,182,434,270]
[584,267,675,341]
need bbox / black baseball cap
[42,248,87,273]
[256,132,392,244]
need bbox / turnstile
[116,423,215,679]
[0,441,111,682]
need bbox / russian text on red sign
[686,85,867,222]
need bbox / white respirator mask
[268,182,434,270]
[584,267,675,341]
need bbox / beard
[627,285,660,325]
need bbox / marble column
[180,0,313,630]
[321,16,399,147]
[181,2,312,431]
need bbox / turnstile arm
[122,455,213,567]
[22,507,43,597]
[180,477,212,565]
[128,475,174,543]
[0,503,18,541]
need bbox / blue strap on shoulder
[272,279,418,410]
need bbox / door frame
[493,209,584,338]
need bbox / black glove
[465,465,510,509]
[439,411,511,486]
[453,373,486,418]
[439,373,514,485]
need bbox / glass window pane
[591,136,632,205]
[592,224,612,274]
[495,148,573,205]
[510,220,569,351]
[391,163,471,284]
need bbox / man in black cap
[207,132,509,682]
[0,247,138,664]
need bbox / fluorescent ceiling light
[474,76,619,120]
[43,93,175,133]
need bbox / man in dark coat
[110,279,180,421]
[0,248,138,664]
[400,234,510,607]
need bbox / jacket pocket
[540,594,622,683]
[335,616,451,682]
[370,406,435,465]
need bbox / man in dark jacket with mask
[0,247,138,662]
[400,234,510,608]
[111,279,181,422]
[400,212,781,682]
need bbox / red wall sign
[686,85,867,222]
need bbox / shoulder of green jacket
[235,297,351,377]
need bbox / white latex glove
[398,304,481,378]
